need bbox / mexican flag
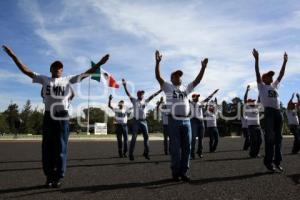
[91,61,119,88]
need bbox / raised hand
[155,50,162,63]
[283,52,288,63]
[252,48,259,60]
[247,85,250,90]
[122,79,126,85]
[98,54,110,65]
[2,45,14,57]
[201,58,208,67]
[109,94,113,100]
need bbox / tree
[20,100,33,134]
[28,108,43,135]
[3,103,20,134]
[0,113,9,135]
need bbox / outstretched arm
[122,79,132,99]
[244,85,250,103]
[146,89,162,102]
[155,50,165,86]
[79,54,109,81]
[202,89,219,103]
[108,94,114,110]
[288,93,295,105]
[2,45,35,79]
[192,58,208,87]
[277,52,288,82]
[252,48,261,84]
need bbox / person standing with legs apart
[241,86,250,151]
[252,48,288,172]
[157,97,170,155]
[244,85,262,158]
[205,98,220,153]
[122,79,161,161]
[286,93,300,154]
[190,89,219,159]
[155,50,208,182]
[108,94,131,158]
[2,45,109,188]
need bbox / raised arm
[122,79,132,99]
[146,89,162,102]
[202,89,219,103]
[192,58,208,87]
[288,93,295,105]
[277,52,288,82]
[297,93,300,110]
[252,48,261,84]
[2,45,35,79]
[155,50,165,86]
[244,85,250,103]
[108,94,114,110]
[78,54,109,81]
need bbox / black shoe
[264,164,276,172]
[198,153,203,158]
[190,153,195,160]
[143,153,150,160]
[129,155,134,161]
[181,174,191,182]
[123,153,128,158]
[172,174,181,182]
[164,151,168,155]
[45,177,53,188]
[119,152,123,158]
[52,178,63,188]
[275,165,284,172]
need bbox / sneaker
[143,152,150,160]
[129,155,134,161]
[198,153,204,158]
[275,165,284,172]
[172,174,181,182]
[52,178,63,188]
[45,177,53,188]
[264,163,276,172]
[181,174,191,182]
[123,153,128,158]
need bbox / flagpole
[87,76,90,135]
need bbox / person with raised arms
[2,45,109,188]
[205,98,220,153]
[190,89,219,159]
[155,50,208,182]
[157,97,170,155]
[108,94,132,158]
[286,93,300,154]
[122,79,161,161]
[252,48,288,172]
[244,85,263,158]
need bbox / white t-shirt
[245,106,260,126]
[162,82,194,118]
[241,117,248,128]
[114,108,131,124]
[130,98,149,120]
[205,110,218,128]
[286,110,299,125]
[190,101,204,120]
[33,73,81,112]
[257,80,280,109]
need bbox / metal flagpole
[87,76,90,135]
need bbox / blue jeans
[115,124,128,154]
[242,128,250,150]
[208,127,219,152]
[290,125,300,153]
[42,111,69,179]
[263,107,283,166]
[248,125,262,157]
[168,116,192,176]
[191,118,205,155]
[163,125,169,154]
[129,120,149,156]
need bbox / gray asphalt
[0,137,299,200]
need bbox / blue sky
[0,0,300,115]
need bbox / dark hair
[50,61,63,69]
